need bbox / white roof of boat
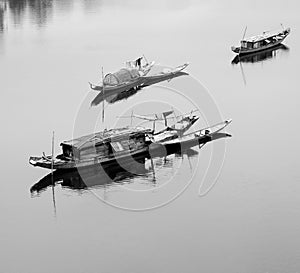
[242,29,286,43]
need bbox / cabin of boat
[29,127,152,169]
[232,28,290,55]
[60,127,152,161]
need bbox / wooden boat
[30,119,232,193]
[150,113,199,143]
[119,110,199,143]
[149,119,232,155]
[231,27,290,55]
[29,116,231,171]
[29,112,198,170]
[89,61,189,101]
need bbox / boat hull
[29,146,150,170]
[233,40,285,55]
[29,132,231,171]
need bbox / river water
[0,1,299,272]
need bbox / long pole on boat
[51,131,54,174]
[102,67,105,123]
[238,26,247,85]
[51,131,57,216]
[130,109,133,127]
[150,157,156,183]
[143,54,148,65]
[242,26,247,41]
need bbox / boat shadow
[91,85,144,106]
[231,44,289,65]
[30,147,199,195]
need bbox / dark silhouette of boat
[89,59,189,107]
[29,118,232,171]
[30,147,199,194]
[232,27,290,56]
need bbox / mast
[242,26,247,41]
[130,109,134,127]
[51,131,54,173]
[51,131,57,217]
[102,67,105,123]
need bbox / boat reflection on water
[231,44,289,64]
[30,146,199,195]
[91,85,144,106]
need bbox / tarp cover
[104,68,140,85]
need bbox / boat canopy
[61,127,151,150]
[242,28,290,43]
[104,68,140,86]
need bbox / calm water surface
[0,1,300,272]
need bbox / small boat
[149,119,232,155]
[150,113,199,143]
[89,58,189,102]
[119,110,199,143]
[231,27,290,55]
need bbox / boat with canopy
[89,57,189,98]
[29,116,231,170]
[232,26,290,55]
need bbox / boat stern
[29,155,54,169]
[231,46,240,54]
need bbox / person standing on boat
[135,57,142,70]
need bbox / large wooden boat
[29,113,198,170]
[30,119,232,194]
[231,27,290,55]
[29,117,231,171]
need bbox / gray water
[1,1,300,272]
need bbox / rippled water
[0,1,300,272]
